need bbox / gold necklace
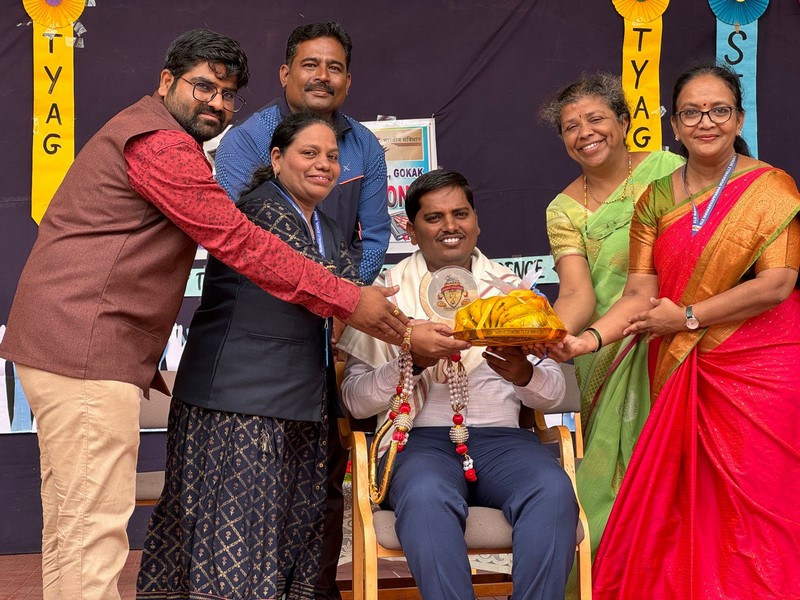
[583,152,633,235]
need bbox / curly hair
[539,72,630,136]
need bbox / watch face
[686,317,700,330]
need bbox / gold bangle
[401,325,413,352]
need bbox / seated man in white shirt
[337,169,578,600]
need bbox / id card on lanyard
[271,181,333,366]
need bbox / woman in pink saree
[552,64,800,598]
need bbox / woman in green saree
[539,74,683,558]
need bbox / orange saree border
[650,167,799,396]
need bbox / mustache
[197,105,226,120]
[304,81,335,94]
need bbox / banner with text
[363,118,438,255]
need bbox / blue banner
[717,21,759,157]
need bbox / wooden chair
[561,362,584,459]
[135,371,175,506]
[341,362,592,600]
[534,363,590,597]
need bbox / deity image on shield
[437,275,471,310]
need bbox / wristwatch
[685,305,700,330]
[411,363,427,376]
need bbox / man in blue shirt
[215,22,389,284]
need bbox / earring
[675,135,679,141]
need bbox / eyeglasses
[675,106,736,127]
[179,77,246,113]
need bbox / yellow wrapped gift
[452,289,567,346]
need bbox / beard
[178,106,227,143]
[165,91,228,143]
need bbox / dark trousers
[387,427,578,600]
[314,417,349,599]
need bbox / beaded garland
[445,354,477,481]
[387,329,415,450]
[386,328,476,482]
[368,327,416,504]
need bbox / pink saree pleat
[593,168,800,599]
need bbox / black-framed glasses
[675,106,735,127]
[179,77,246,113]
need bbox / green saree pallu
[546,151,683,560]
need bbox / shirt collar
[277,93,351,138]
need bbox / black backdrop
[3,0,800,323]
[1,0,799,552]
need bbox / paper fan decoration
[23,0,85,29]
[613,0,670,22]
[708,0,769,25]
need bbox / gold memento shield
[419,266,479,324]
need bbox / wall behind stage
[2,0,800,323]
[0,0,798,549]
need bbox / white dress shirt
[342,354,566,428]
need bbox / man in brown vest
[0,29,421,600]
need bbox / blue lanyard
[270,181,327,257]
[270,181,332,366]
[688,154,738,236]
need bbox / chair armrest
[335,361,354,450]
[350,431,379,547]
[338,417,353,450]
[535,420,577,490]
[534,417,592,558]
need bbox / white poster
[362,118,438,255]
